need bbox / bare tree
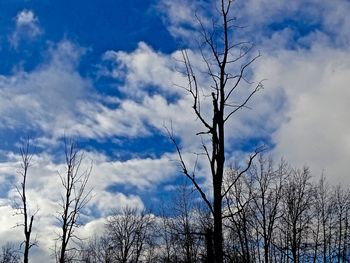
[157,204,177,263]
[0,243,20,263]
[78,235,111,263]
[56,141,92,263]
[167,184,207,263]
[280,168,314,263]
[105,207,155,263]
[310,175,331,263]
[15,141,37,263]
[330,185,350,262]
[249,156,286,263]
[169,1,262,262]
[223,169,256,263]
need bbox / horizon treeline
[76,156,350,263]
[3,154,350,263]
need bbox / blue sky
[1,0,350,260]
[0,0,176,69]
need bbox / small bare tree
[15,141,37,263]
[168,184,207,263]
[78,235,111,263]
[280,168,314,262]
[310,175,331,262]
[249,156,286,263]
[330,185,350,262]
[106,207,154,263]
[0,243,20,263]
[56,141,92,263]
[223,168,256,262]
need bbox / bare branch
[222,146,265,198]
[166,127,214,215]
[56,139,92,263]
[224,53,261,103]
[224,80,264,123]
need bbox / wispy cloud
[10,9,42,48]
[156,0,212,41]
[0,40,92,141]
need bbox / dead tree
[169,1,262,262]
[105,207,154,263]
[56,141,92,263]
[15,141,37,263]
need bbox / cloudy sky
[1,0,350,260]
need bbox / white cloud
[1,35,271,151]
[253,46,350,183]
[92,192,144,216]
[16,10,37,26]
[228,0,350,183]
[85,151,178,191]
[156,0,211,40]
[0,40,89,133]
[10,10,42,48]
[237,0,350,49]
[0,40,200,144]
[157,0,350,50]
[102,42,186,97]
[0,40,131,143]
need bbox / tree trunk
[205,228,214,263]
[213,188,223,263]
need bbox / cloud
[99,40,283,195]
[230,0,350,183]
[235,0,350,49]
[0,40,94,142]
[0,39,163,144]
[92,192,144,216]
[10,10,42,48]
[157,0,350,50]
[102,42,186,97]
[0,40,203,145]
[156,0,210,40]
[253,46,350,183]
[1,35,273,153]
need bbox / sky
[1,0,350,261]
